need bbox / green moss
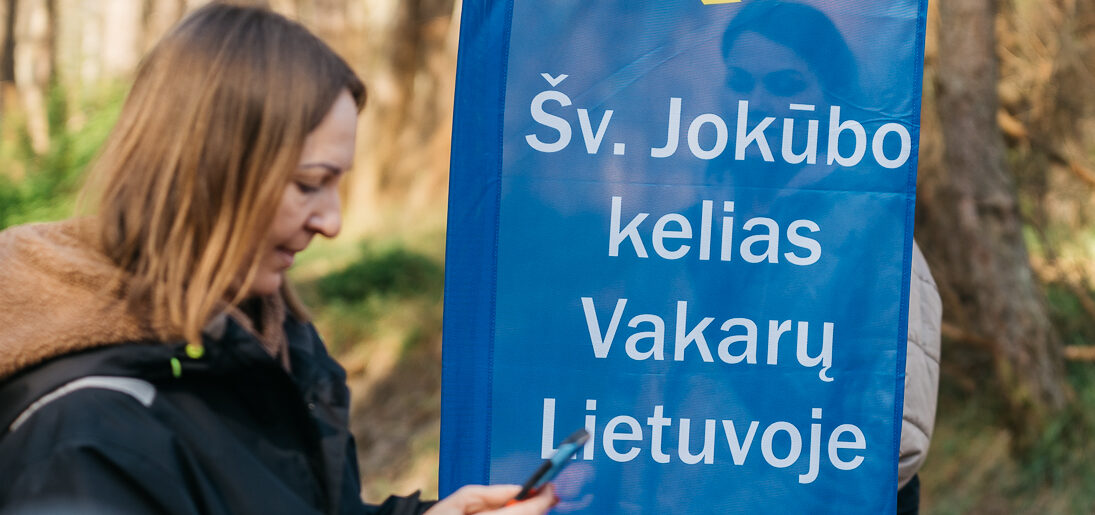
[316,242,444,303]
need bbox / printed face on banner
[455,1,925,513]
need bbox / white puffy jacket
[899,242,942,488]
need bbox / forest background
[1,0,1093,513]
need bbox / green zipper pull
[170,357,183,378]
[185,343,205,359]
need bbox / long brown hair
[82,2,365,349]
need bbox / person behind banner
[0,4,555,514]
[717,3,942,513]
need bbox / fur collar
[0,219,288,380]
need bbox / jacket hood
[0,219,165,380]
[0,219,292,381]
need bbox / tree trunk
[12,0,52,154]
[141,0,188,53]
[339,0,459,238]
[100,0,141,77]
[920,0,1070,446]
[0,0,17,117]
[0,0,15,85]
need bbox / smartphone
[511,428,590,503]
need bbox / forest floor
[921,361,1095,513]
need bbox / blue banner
[442,1,928,512]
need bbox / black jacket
[0,313,434,515]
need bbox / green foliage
[1021,365,1095,506]
[0,83,124,229]
[316,243,444,303]
[297,241,445,356]
[0,175,22,228]
[1044,282,1095,346]
[924,362,1095,513]
[920,250,1095,513]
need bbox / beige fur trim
[0,219,292,380]
[0,220,166,380]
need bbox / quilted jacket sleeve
[899,242,942,488]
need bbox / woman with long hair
[0,3,554,514]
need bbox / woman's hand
[425,484,556,515]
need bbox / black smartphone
[511,428,590,503]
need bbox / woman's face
[722,31,825,112]
[248,89,359,297]
[718,31,826,167]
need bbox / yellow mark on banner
[702,0,742,4]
